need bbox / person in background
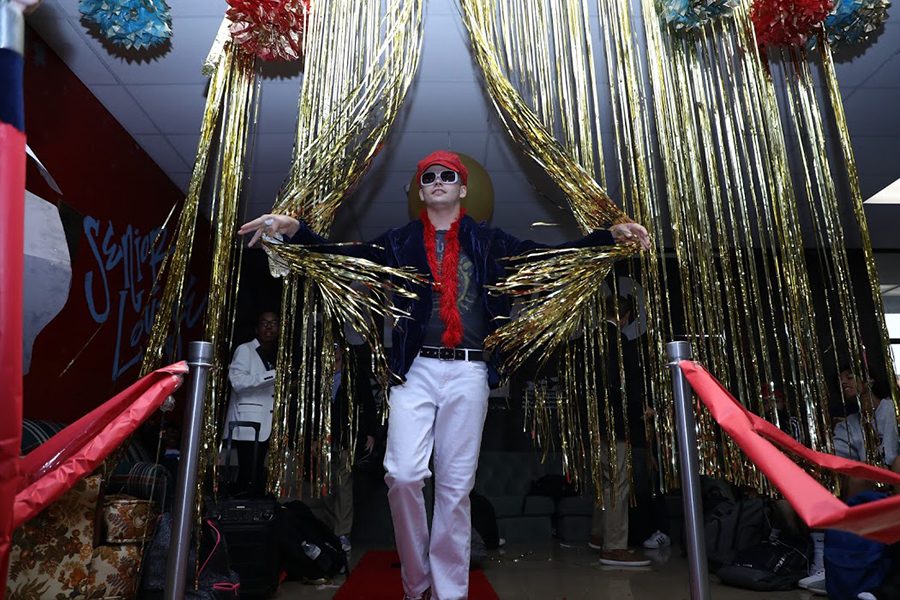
[223,310,280,495]
[308,341,378,554]
[588,295,653,567]
[800,365,900,595]
[833,366,898,470]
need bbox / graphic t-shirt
[422,230,486,349]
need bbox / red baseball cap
[416,150,468,186]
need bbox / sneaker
[642,530,671,549]
[598,549,652,567]
[806,577,828,596]
[402,588,431,600]
[798,570,826,591]
[858,593,877,600]
[339,535,351,553]
[588,535,604,551]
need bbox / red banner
[680,360,900,543]
[12,362,187,528]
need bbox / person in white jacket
[224,310,279,494]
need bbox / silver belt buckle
[438,347,456,361]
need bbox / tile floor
[274,541,819,599]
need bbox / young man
[223,310,280,495]
[240,150,650,600]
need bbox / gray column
[667,341,711,600]
[165,341,214,600]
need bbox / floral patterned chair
[6,472,158,599]
[5,426,165,600]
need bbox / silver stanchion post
[667,341,711,600]
[165,341,214,600]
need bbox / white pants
[383,356,490,600]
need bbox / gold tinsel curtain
[262,0,425,497]
[141,0,425,506]
[461,0,897,495]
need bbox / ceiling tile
[336,199,411,234]
[446,131,489,164]
[484,131,523,172]
[832,20,900,87]
[89,85,159,134]
[348,170,414,214]
[427,0,456,16]
[401,80,491,132]
[28,17,117,85]
[26,0,70,22]
[127,84,208,134]
[133,134,191,173]
[371,130,453,171]
[246,172,288,211]
[43,0,81,19]
[168,171,192,192]
[865,202,900,249]
[853,135,900,175]
[169,0,228,18]
[867,51,900,87]
[256,81,302,134]
[92,17,223,85]
[844,88,900,136]
[165,133,202,167]
[420,14,477,83]
[250,133,296,174]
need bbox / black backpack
[701,478,769,569]
[717,537,810,591]
[277,501,348,581]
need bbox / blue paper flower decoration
[660,0,739,31]
[79,0,173,51]
[821,0,891,47]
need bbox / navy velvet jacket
[289,215,615,386]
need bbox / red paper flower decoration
[750,0,832,48]
[226,0,310,61]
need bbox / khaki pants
[307,448,355,537]
[591,441,629,550]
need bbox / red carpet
[334,551,500,599]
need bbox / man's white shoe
[642,530,671,549]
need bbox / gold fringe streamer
[265,0,425,498]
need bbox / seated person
[833,366,898,470]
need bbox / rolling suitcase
[207,421,281,599]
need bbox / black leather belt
[419,346,484,362]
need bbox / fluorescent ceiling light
[865,178,900,204]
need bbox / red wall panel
[22,27,209,422]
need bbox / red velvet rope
[680,360,900,543]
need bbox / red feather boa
[421,209,464,348]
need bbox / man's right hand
[238,214,301,247]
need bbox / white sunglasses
[420,170,460,186]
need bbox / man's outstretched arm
[493,221,651,258]
[239,213,387,264]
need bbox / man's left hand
[609,222,651,251]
